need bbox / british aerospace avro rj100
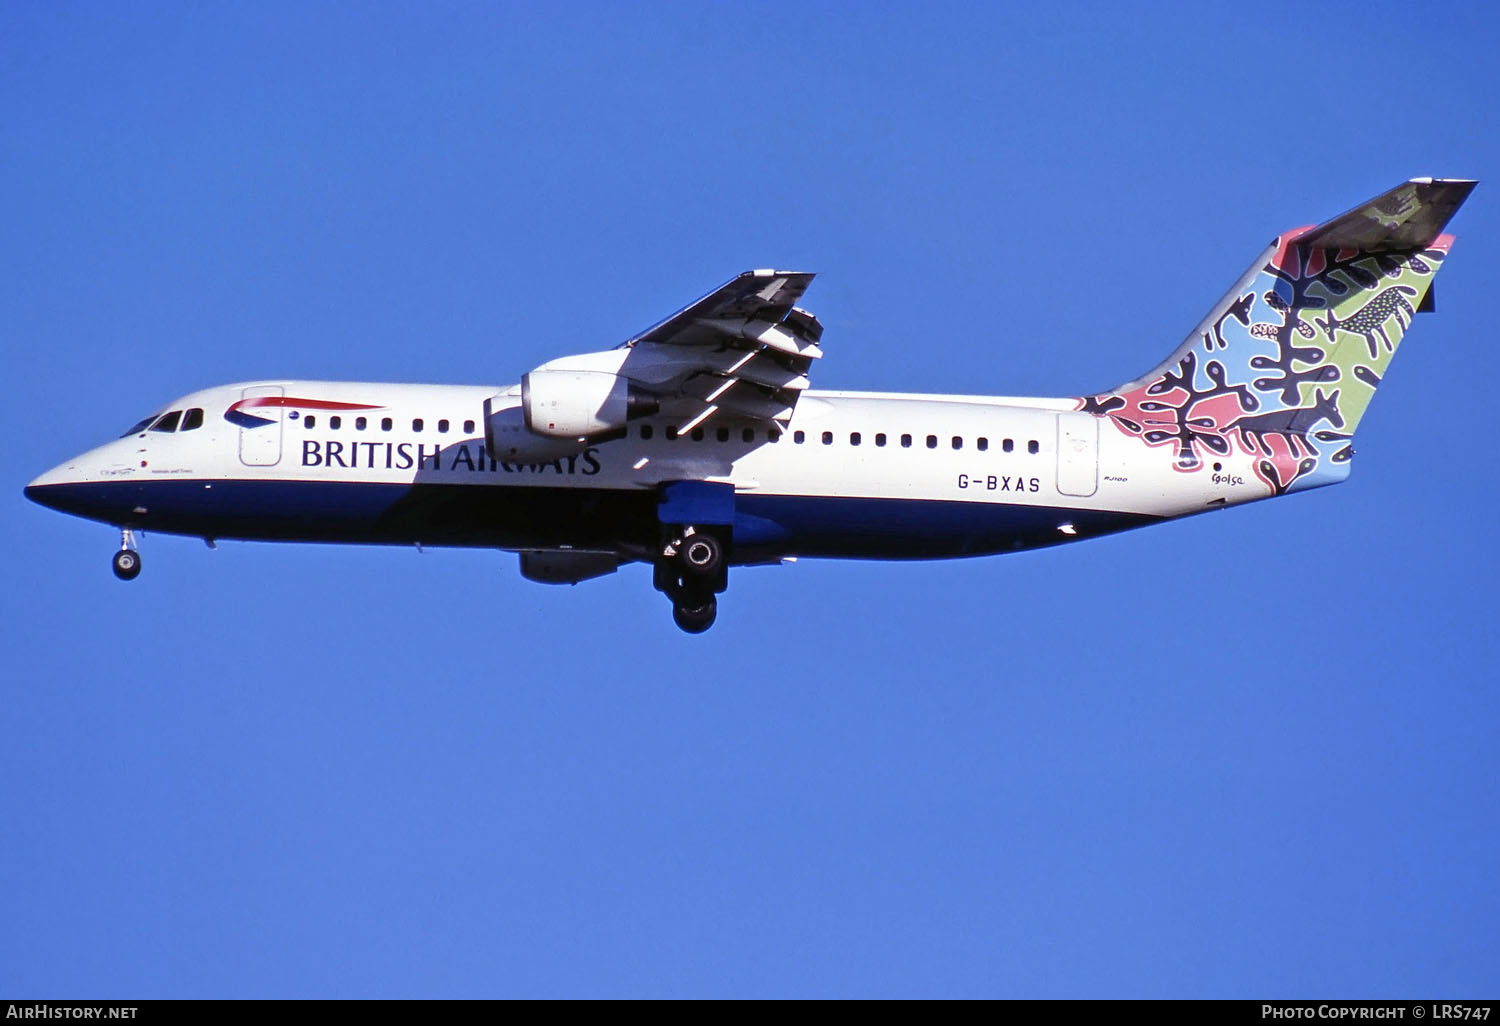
[25,178,1474,632]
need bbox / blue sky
[3,2,1497,998]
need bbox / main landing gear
[112,528,141,581]
[672,594,717,634]
[656,526,728,634]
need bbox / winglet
[1295,178,1477,252]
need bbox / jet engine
[522,369,656,438]
[484,368,658,463]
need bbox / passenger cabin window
[1028,440,1040,454]
[742,427,755,443]
[1003,438,1014,453]
[382,417,392,431]
[850,432,861,446]
[305,415,317,429]
[463,420,475,434]
[666,426,679,440]
[439,419,450,433]
[151,411,182,433]
[901,434,912,448]
[355,416,367,430]
[640,424,654,440]
[717,427,730,442]
[794,430,805,444]
[330,415,342,430]
[180,408,204,431]
[977,437,988,451]
[951,436,962,450]
[926,435,938,449]
[691,427,705,441]
[822,431,833,445]
[768,429,781,443]
[413,419,424,432]
[875,433,886,447]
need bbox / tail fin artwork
[1080,178,1475,495]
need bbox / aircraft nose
[24,464,72,511]
[26,441,153,525]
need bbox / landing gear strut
[112,528,141,581]
[657,525,728,633]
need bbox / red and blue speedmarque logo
[225,396,383,428]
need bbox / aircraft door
[237,385,284,467]
[1055,412,1098,497]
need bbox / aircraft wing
[619,270,823,432]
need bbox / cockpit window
[180,408,204,431]
[151,410,183,433]
[121,415,159,437]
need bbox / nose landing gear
[112,529,141,581]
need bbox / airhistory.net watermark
[6,1007,137,1020]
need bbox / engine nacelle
[523,368,653,439]
[484,399,592,463]
[484,359,660,463]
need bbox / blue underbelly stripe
[24,478,1159,560]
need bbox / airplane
[25,177,1474,633]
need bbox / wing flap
[701,318,824,359]
[619,270,822,430]
[693,349,812,390]
[679,374,798,422]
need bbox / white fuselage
[27,379,1281,563]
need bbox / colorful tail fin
[1082,178,1475,493]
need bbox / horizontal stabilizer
[1297,178,1476,252]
